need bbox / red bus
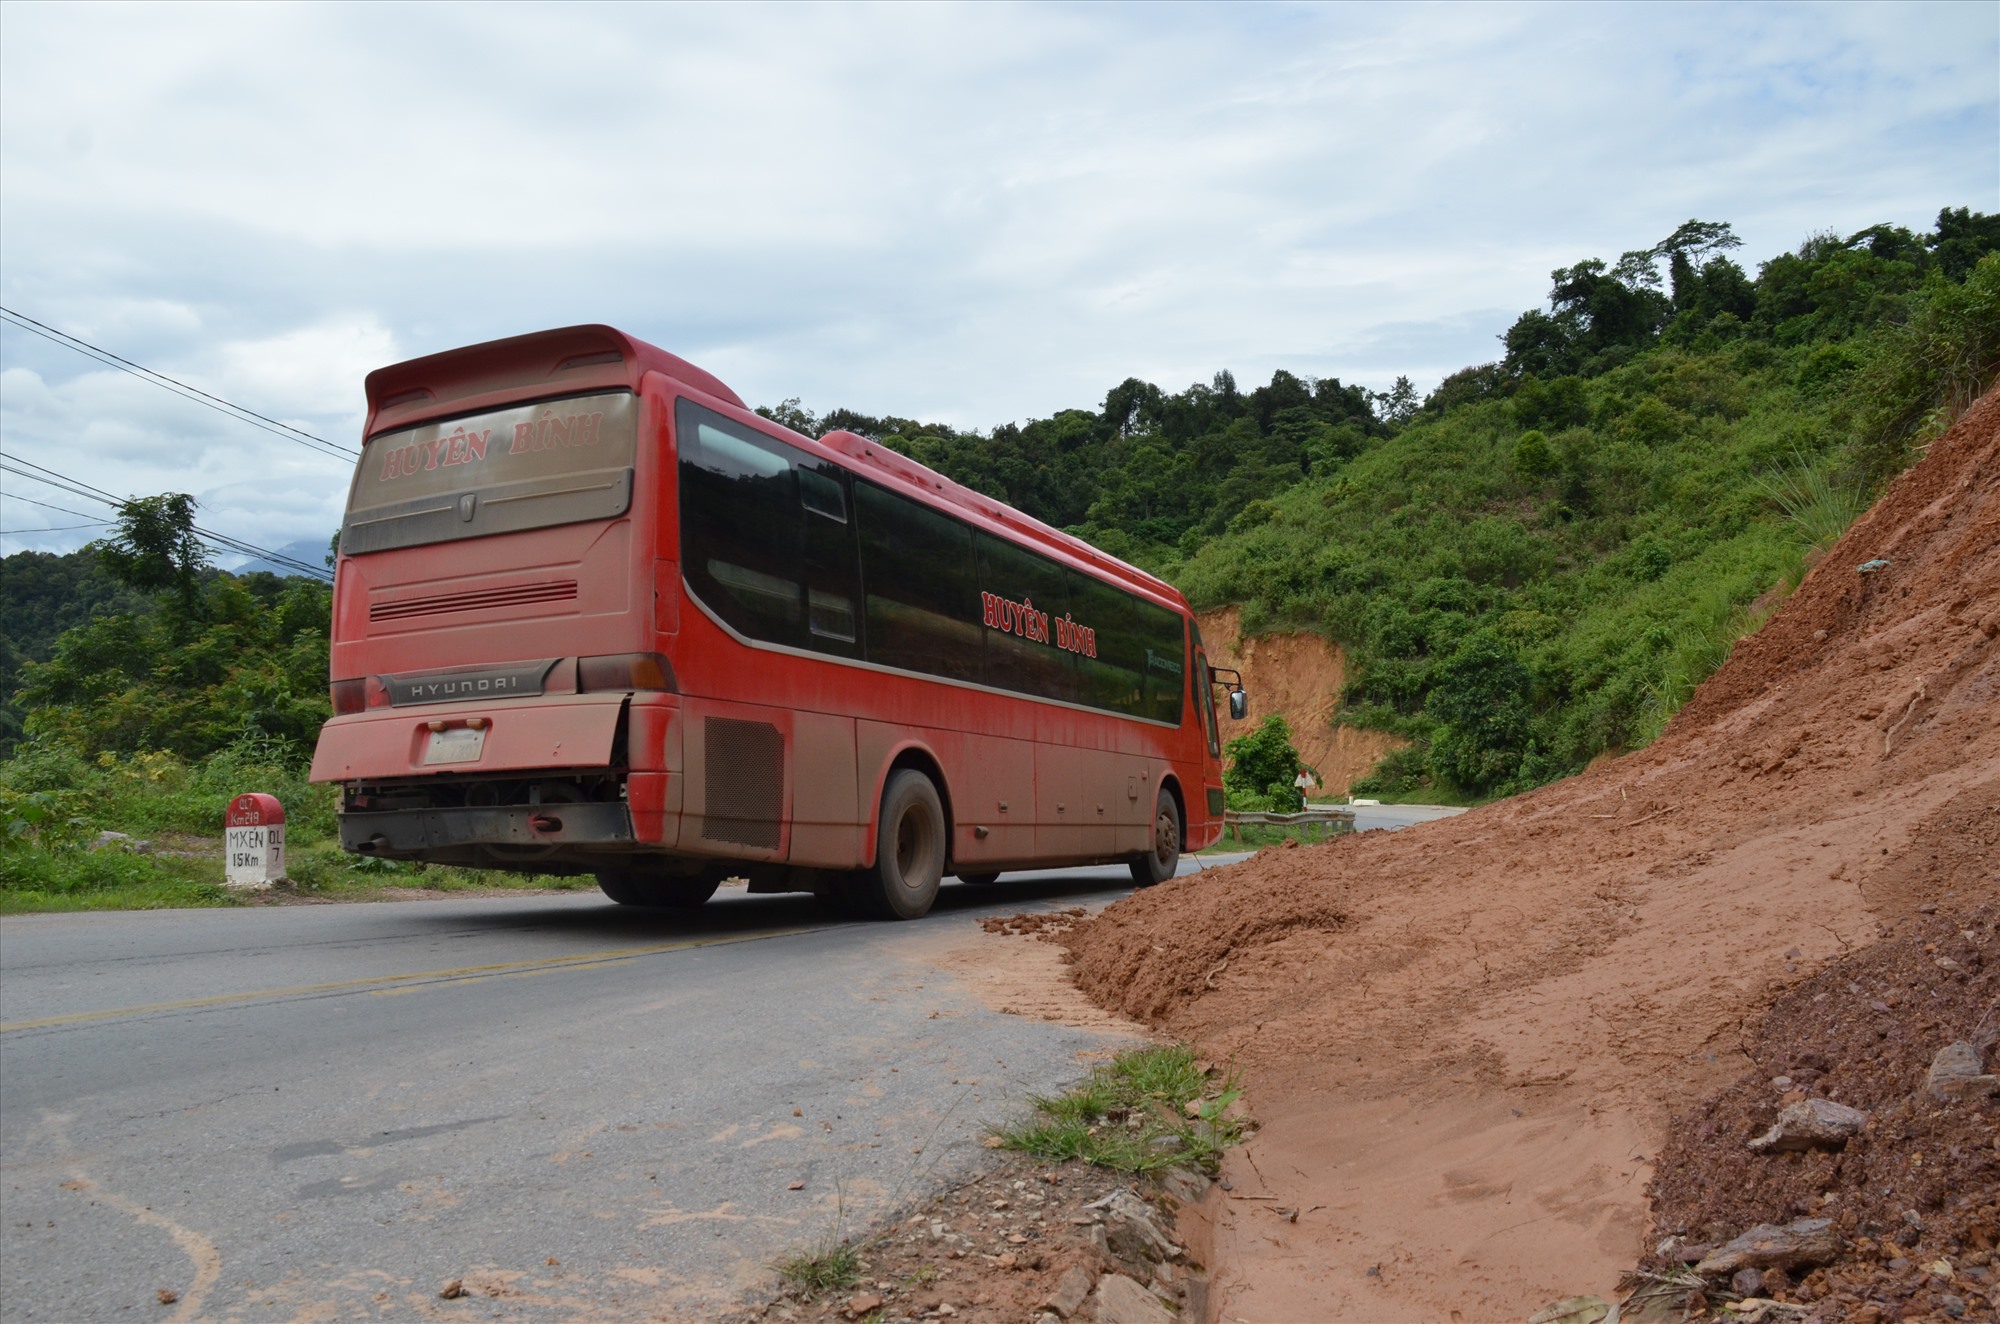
[310,325,1244,919]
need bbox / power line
[0,305,361,463]
[2,524,110,534]
[0,452,333,582]
[1,491,111,522]
[0,459,117,508]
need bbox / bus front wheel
[858,770,946,920]
[1129,790,1181,887]
[597,869,721,909]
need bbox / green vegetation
[0,735,591,912]
[1221,714,1316,814]
[0,499,586,912]
[0,548,147,756]
[988,1044,1246,1173]
[772,209,1999,801]
[772,1238,864,1300]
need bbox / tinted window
[1066,569,1184,723]
[1065,570,1135,714]
[801,461,860,656]
[676,402,862,658]
[976,534,1077,704]
[1136,599,1186,724]
[855,481,980,682]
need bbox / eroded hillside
[1194,607,1402,797]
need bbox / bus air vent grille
[702,718,783,848]
[371,580,580,621]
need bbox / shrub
[1223,715,1310,812]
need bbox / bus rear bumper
[342,803,635,856]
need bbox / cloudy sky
[2,1,1994,565]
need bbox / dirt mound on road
[1062,390,2000,1320]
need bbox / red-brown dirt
[1062,390,2000,1320]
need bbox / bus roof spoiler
[365,325,745,436]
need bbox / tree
[1930,206,2000,281]
[17,573,332,761]
[756,398,822,437]
[1424,633,1533,794]
[91,493,209,619]
[1512,430,1557,482]
[1373,376,1419,429]
[1223,714,1312,812]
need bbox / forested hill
[764,208,2000,798]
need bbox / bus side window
[677,401,804,647]
[855,482,980,683]
[1068,570,1142,717]
[976,534,1077,704]
[801,463,859,654]
[1135,598,1186,725]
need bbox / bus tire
[860,770,946,920]
[1129,790,1180,887]
[956,871,1001,886]
[597,869,721,909]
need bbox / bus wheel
[956,871,1001,886]
[1128,790,1181,887]
[861,770,946,920]
[597,869,721,909]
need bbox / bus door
[1192,637,1225,830]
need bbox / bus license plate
[422,726,486,765]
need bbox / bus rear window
[343,392,638,554]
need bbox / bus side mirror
[1228,689,1248,720]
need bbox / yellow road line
[0,929,809,1033]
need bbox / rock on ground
[1747,1099,1869,1153]
[1695,1219,1840,1275]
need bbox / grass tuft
[1750,454,1867,552]
[773,1240,862,1299]
[987,1044,1246,1174]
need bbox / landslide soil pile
[1063,391,2000,1321]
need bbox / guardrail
[1222,807,1356,842]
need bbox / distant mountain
[227,537,334,579]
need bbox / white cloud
[216,317,397,418]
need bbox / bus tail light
[330,678,367,715]
[578,652,677,693]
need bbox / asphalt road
[1340,802,1469,832]
[0,860,1248,1323]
